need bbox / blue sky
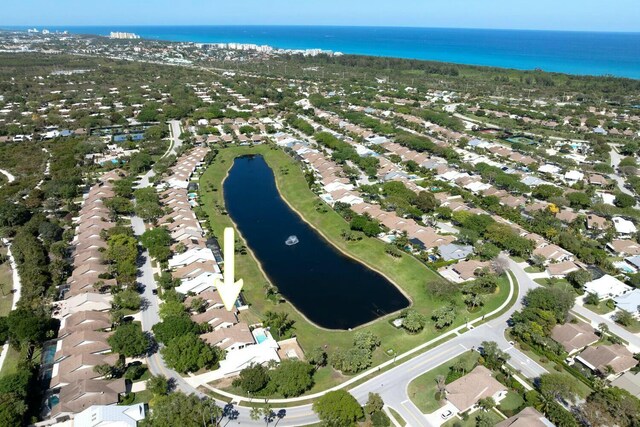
[1,0,639,32]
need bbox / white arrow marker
[215,227,244,311]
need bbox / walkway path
[0,239,22,372]
[0,168,15,186]
[164,256,546,427]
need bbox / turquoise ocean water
[10,26,640,79]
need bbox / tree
[108,323,152,358]
[152,315,199,344]
[567,269,591,289]
[538,373,581,404]
[147,374,170,396]
[6,309,53,350]
[113,288,142,311]
[140,227,172,262]
[307,347,327,368]
[159,299,186,319]
[532,185,564,201]
[476,243,501,261]
[365,392,384,416]
[580,387,640,427]
[263,311,295,339]
[597,322,610,336]
[613,309,634,327]
[135,201,164,222]
[235,363,269,394]
[614,193,635,208]
[477,397,496,411]
[330,346,373,374]
[480,341,510,369]
[475,411,494,427]
[566,192,592,209]
[402,309,426,333]
[313,390,364,427]
[0,203,30,227]
[0,393,28,426]
[161,334,220,373]
[432,304,457,329]
[415,191,438,213]
[249,405,275,426]
[584,292,600,306]
[524,287,575,323]
[270,359,315,397]
[140,392,221,427]
[353,331,380,351]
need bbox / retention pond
[223,155,409,329]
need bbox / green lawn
[388,407,407,426]
[0,248,14,317]
[0,346,20,377]
[584,300,615,315]
[498,391,524,412]
[198,144,511,376]
[524,266,544,273]
[407,352,480,413]
[0,248,18,377]
[130,390,153,405]
[442,409,504,427]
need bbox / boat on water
[285,235,299,246]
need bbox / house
[625,256,640,272]
[438,244,474,261]
[551,321,599,355]
[51,379,127,417]
[556,210,578,223]
[612,217,637,237]
[532,244,573,264]
[451,260,489,282]
[607,239,640,256]
[586,214,609,231]
[546,261,581,277]
[583,274,633,299]
[495,407,553,427]
[611,371,640,398]
[168,248,215,268]
[576,344,637,376]
[191,308,238,330]
[445,365,507,413]
[589,174,608,186]
[614,289,640,318]
[59,293,112,317]
[564,170,584,184]
[72,403,146,427]
[200,323,255,351]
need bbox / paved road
[208,257,544,427]
[132,133,548,426]
[608,145,640,208]
[136,120,183,189]
[509,260,640,353]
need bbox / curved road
[138,250,545,426]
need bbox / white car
[441,410,453,419]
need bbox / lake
[223,155,409,329]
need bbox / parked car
[441,410,453,419]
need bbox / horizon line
[1,24,639,35]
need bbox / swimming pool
[42,344,56,365]
[252,328,273,345]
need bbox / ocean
[10,26,640,79]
